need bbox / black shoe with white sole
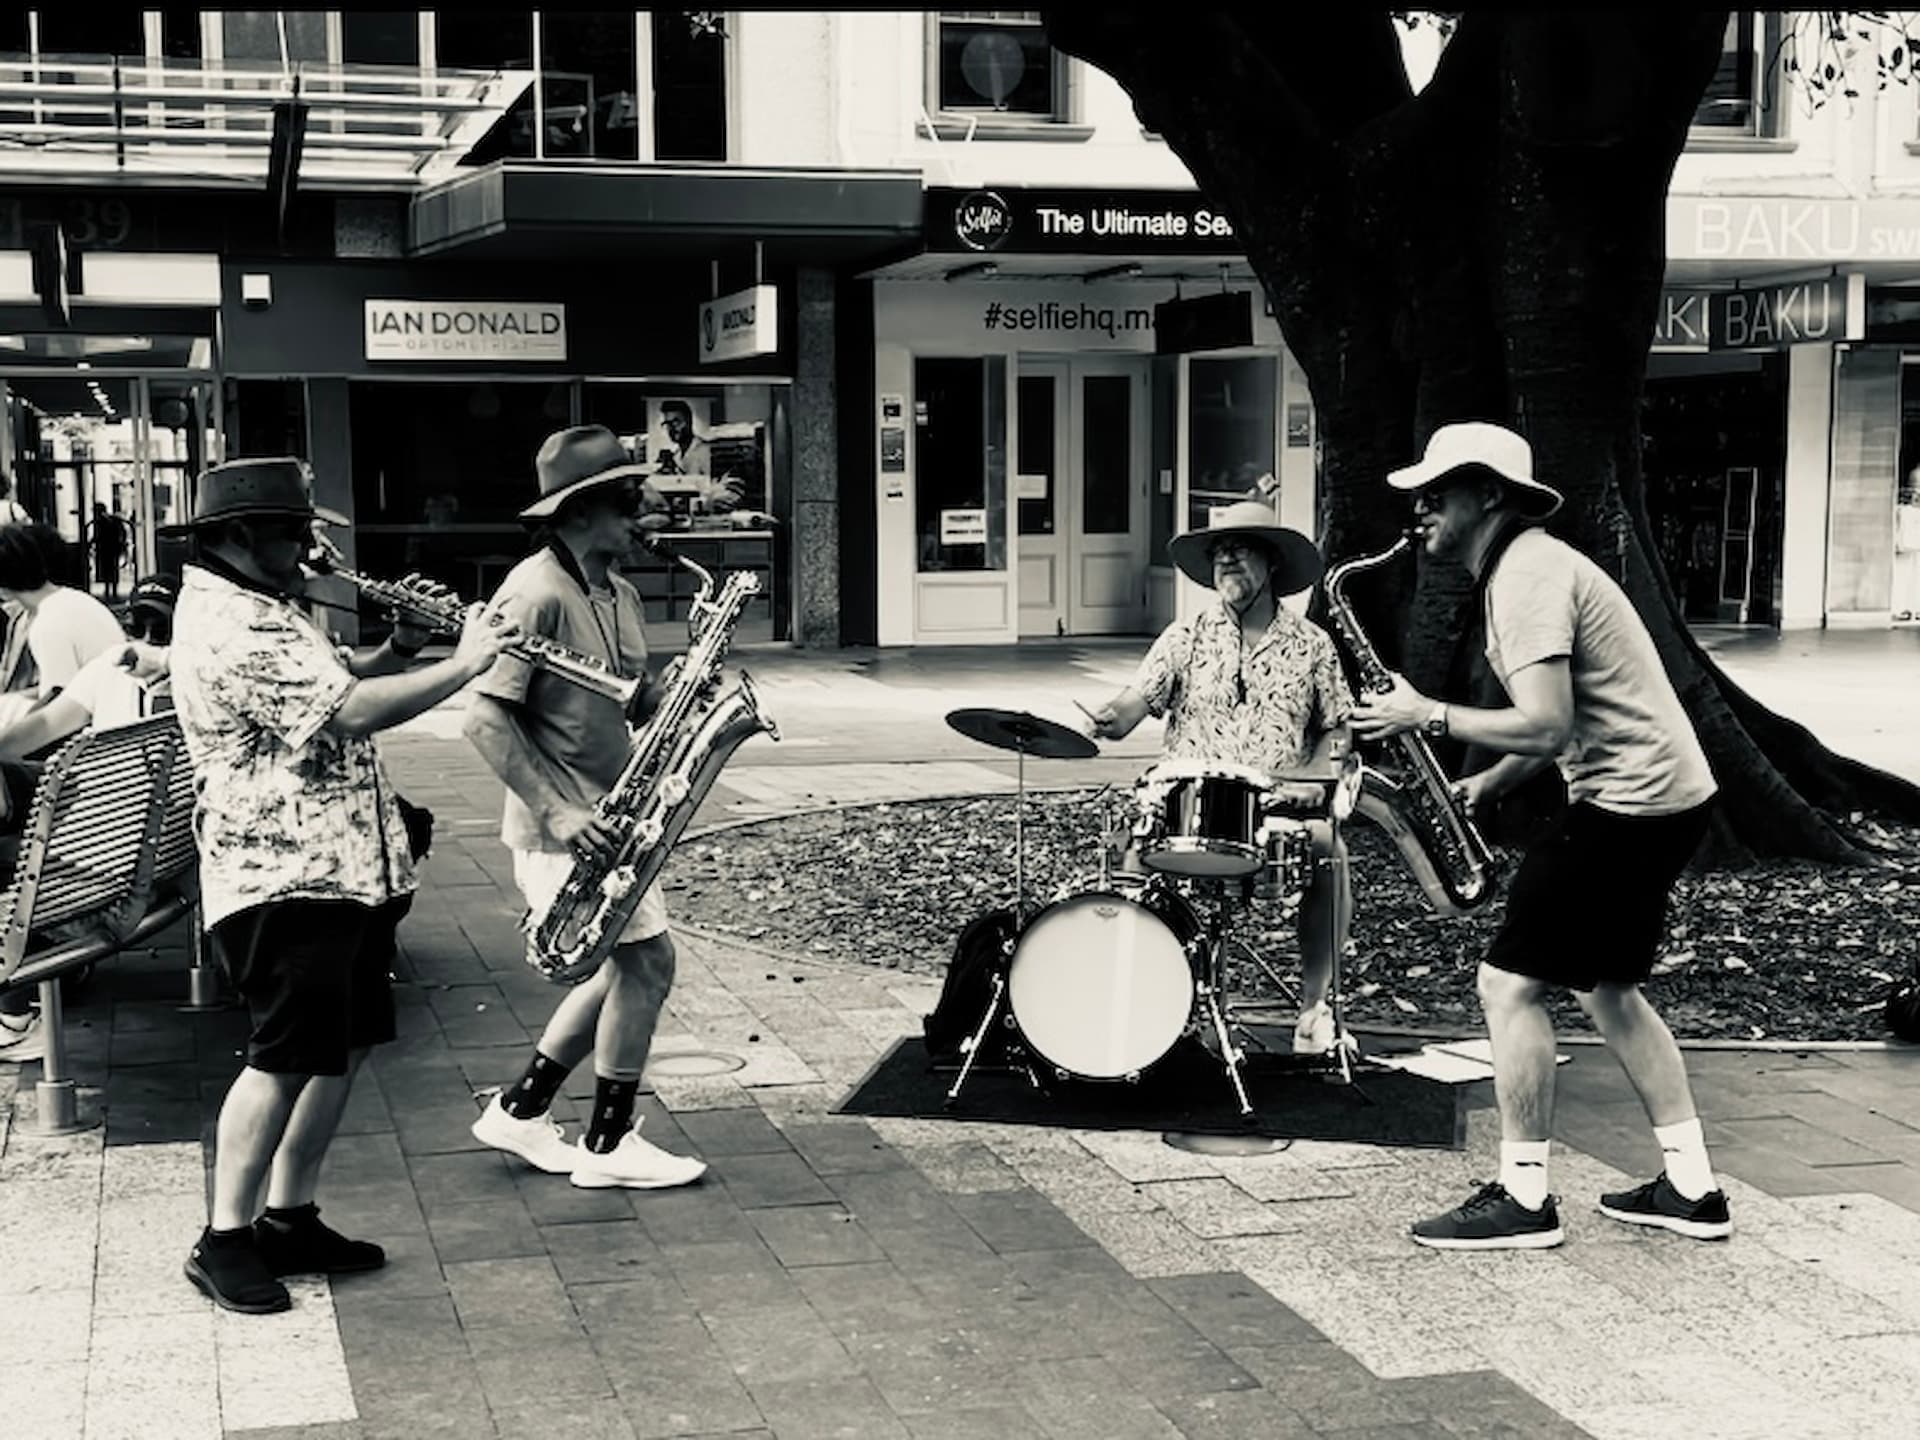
[1598,1174,1732,1239]
[1410,1181,1565,1251]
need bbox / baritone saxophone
[526,543,777,983]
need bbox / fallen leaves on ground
[664,792,1920,1043]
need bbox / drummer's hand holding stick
[1078,689,1148,741]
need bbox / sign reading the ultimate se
[699,284,778,364]
[929,187,1241,256]
[364,301,566,362]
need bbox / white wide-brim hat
[1167,499,1324,594]
[1387,421,1564,518]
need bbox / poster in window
[638,397,767,525]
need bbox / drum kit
[942,707,1365,1121]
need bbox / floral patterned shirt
[170,562,417,928]
[1135,601,1354,776]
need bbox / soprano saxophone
[526,543,778,984]
[1323,534,1501,915]
[303,536,642,714]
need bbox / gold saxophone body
[526,546,778,984]
[1322,535,1502,916]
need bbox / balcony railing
[0,55,533,188]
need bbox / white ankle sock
[1654,1117,1716,1201]
[1499,1139,1552,1210]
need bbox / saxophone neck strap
[1472,518,1537,612]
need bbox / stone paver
[0,636,1915,1437]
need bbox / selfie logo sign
[953,191,1013,252]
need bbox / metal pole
[31,976,95,1134]
[180,903,221,1012]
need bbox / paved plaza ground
[1,629,1917,1439]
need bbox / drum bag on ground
[923,907,1020,1065]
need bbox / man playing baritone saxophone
[1087,500,1357,1056]
[468,426,708,1190]
[1353,423,1727,1251]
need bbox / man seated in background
[0,574,177,764]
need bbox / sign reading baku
[365,300,567,361]
[928,187,1241,256]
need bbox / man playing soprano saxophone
[1353,422,1726,1250]
[468,426,707,1190]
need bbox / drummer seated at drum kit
[1087,499,1355,1057]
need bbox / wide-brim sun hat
[190,457,348,529]
[1386,421,1564,518]
[519,425,652,520]
[1167,499,1325,594]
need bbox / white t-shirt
[28,587,124,696]
[61,650,167,729]
[1484,529,1717,816]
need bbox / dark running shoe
[1598,1175,1733,1240]
[1410,1182,1565,1251]
[254,1205,387,1276]
[184,1228,292,1314]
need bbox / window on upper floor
[1692,12,1785,140]
[924,11,1086,140]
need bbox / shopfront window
[1015,372,1055,536]
[582,380,785,642]
[1187,356,1276,531]
[916,356,1008,573]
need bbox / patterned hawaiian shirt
[170,562,417,929]
[1135,601,1354,776]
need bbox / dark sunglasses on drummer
[126,610,172,643]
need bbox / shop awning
[409,161,925,265]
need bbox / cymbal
[945,707,1098,760]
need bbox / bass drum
[1006,884,1201,1082]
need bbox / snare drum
[1134,760,1274,878]
[1006,881,1201,1082]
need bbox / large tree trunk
[1046,8,1920,865]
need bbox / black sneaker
[1598,1175,1732,1240]
[1410,1182,1565,1251]
[254,1206,387,1276]
[184,1228,292,1314]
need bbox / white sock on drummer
[1499,1139,1552,1211]
[1653,1118,1716,1201]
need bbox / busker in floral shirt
[172,457,518,1315]
[1088,499,1356,1056]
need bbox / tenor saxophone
[527,544,778,984]
[1322,534,1501,915]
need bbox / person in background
[88,501,129,601]
[0,523,124,703]
[0,473,30,526]
[654,400,743,515]
[0,573,177,761]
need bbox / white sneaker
[471,1095,577,1174]
[1293,1003,1337,1057]
[570,1126,708,1190]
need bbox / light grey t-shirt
[471,545,649,854]
[1484,529,1716,816]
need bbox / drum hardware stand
[1194,890,1258,1120]
[945,971,1007,1107]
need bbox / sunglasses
[126,610,172,642]
[1208,539,1261,563]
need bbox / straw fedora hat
[191,458,347,529]
[1387,421,1564,519]
[1167,499,1324,595]
[519,425,651,521]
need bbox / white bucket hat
[1386,422,1563,519]
[1166,499,1324,595]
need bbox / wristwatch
[1424,701,1449,738]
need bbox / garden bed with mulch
[663,791,1920,1043]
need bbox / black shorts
[1485,799,1713,991]
[212,896,412,1076]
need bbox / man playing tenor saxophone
[1087,499,1356,1056]
[468,425,708,1190]
[1353,422,1726,1251]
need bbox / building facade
[0,12,1913,645]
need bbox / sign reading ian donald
[699,284,778,364]
[364,300,567,362]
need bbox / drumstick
[1071,698,1103,733]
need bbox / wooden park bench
[0,713,198,1134]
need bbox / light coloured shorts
[512,848,669,946]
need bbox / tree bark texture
[1046,8,1920,863]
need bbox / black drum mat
[836,1032,1463,1149]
